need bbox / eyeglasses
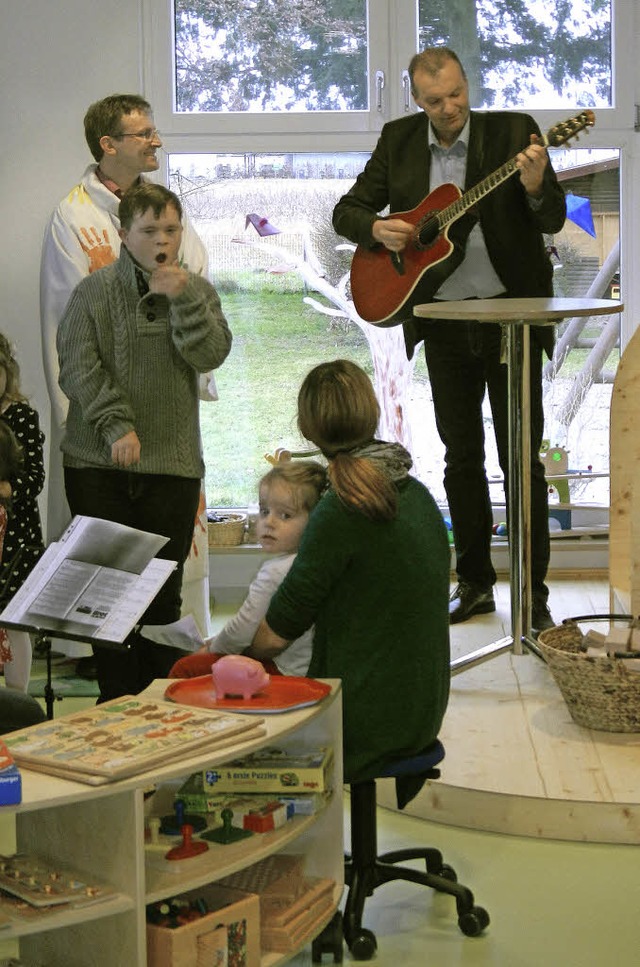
[113,128,161,142]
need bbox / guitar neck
[437,132,550,230]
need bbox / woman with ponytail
[249,360,451,783]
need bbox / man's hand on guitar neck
[372,217,414,252]
[515,134,548,201]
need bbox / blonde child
[169,460,327,679]
[0,337,46,692]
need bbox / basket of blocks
[207,511,247,548]
[537,617,640,732]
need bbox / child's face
[119,204,183,273]
[257,479,310,555]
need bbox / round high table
[413,297,624,674]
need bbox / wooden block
[582,630,607,647]
[605,627,631,654]
[260,878,335,952]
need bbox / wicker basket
[537,619,640,732]
[206,512,247,548]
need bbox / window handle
[375,69,385,112]
[402,70,411,112]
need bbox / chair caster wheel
[458,906,490,936]
[348,928,378,960]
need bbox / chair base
[338,779,490,961]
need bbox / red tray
[164,675,331,714]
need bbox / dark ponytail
[298,360,397,521]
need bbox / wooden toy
[160,798,207,836]
[165,825,209,861]
[3,696,264,785]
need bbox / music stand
[0,619,131,720]
[0,515,177,720]
[413,297,624,675]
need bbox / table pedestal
[413,297,623,675]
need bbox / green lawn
[201,291,373,506]
[201,291,618,508]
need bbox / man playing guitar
[333,47,567,631]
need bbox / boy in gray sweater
[57,183,232,701]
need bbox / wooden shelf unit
[6,680,343,967]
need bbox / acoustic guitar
[349,110,595,327]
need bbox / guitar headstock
[546,111,596,148]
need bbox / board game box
[175,771,330,817]
[202,746,333,794]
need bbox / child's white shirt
[207,553,313,677]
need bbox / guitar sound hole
[416,217,440,249]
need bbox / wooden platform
[377,577,640,845]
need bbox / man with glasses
[40,94,216,653]
[333,48,566,634]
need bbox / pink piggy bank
[211,655,270,700]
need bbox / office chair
[313,740,490,962]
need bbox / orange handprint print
[80,226,117,273]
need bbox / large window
[173,0,613,115]
[172,145,620,512]
[174,0,369,113]
[143,0,633,517]
[147,1,626,135]
[170,151,419,506]
[418,0,613,111]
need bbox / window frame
[144,0,633,139]
[144,0,636,342]
[143,0,413,140]
[141,0,640,524]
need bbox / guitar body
[350,183,470,327]
[348,110,595,328]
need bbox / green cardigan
[265,477,451,782]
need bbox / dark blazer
[333,110,567,358]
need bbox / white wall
[0,0,143,536]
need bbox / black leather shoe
[532,599,555,634]
[449,582,496,624]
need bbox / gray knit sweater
[57,245,231,478]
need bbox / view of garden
[171,164,618,512]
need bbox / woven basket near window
[537,618,640,732]
[206,512,247,548]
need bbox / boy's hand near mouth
[149,258,189,298]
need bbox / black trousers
[64,467,201,700]
[421,318,550,599]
